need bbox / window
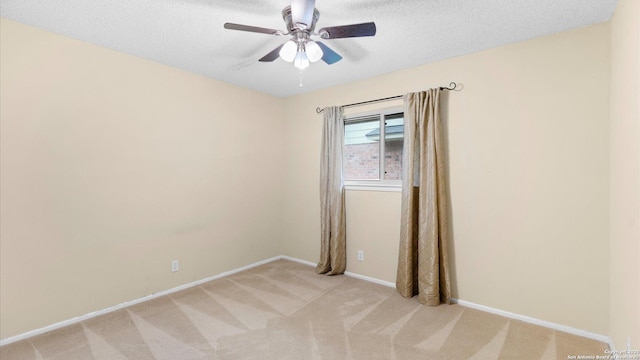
[343,108,404,190]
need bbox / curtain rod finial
[316,107,324,114]
[440,82,457,91]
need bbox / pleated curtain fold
[316,106,347,275]
[396,89,451,306]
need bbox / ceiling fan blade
[259,43,285,62]
[316,42,342,65]
[290,0,316,29]
[319,22,377,39]
[224,23,283,35]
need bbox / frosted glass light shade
[279,40,297,62]
[294,51,309,70]
[306,41,323,62]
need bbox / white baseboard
[280,255,395,288]
[279,255,316,267]
[0,256,282,347]
[344,271,396,288]
[450,299,612,347]
[0,254,613,350]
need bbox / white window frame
[343,107,404,192]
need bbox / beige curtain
[316,106,347,275]
[396,89,451,305]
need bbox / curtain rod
[315,82,457,114]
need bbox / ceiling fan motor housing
[282,6,320,33]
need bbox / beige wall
[0,19,284,338]
[609,0,640,350]
[282,23,611,335]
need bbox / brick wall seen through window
[344,111,403,183]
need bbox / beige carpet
[1,259,607,359]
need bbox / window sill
[344,183,402,192]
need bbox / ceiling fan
[223,0,376,70]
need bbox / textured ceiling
[0,0,618,98]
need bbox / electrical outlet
[171,260,179,272]
[357,250,364,262]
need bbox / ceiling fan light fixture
[279,40,297,62]
[294,50,310,70]
[306,41,323,62]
